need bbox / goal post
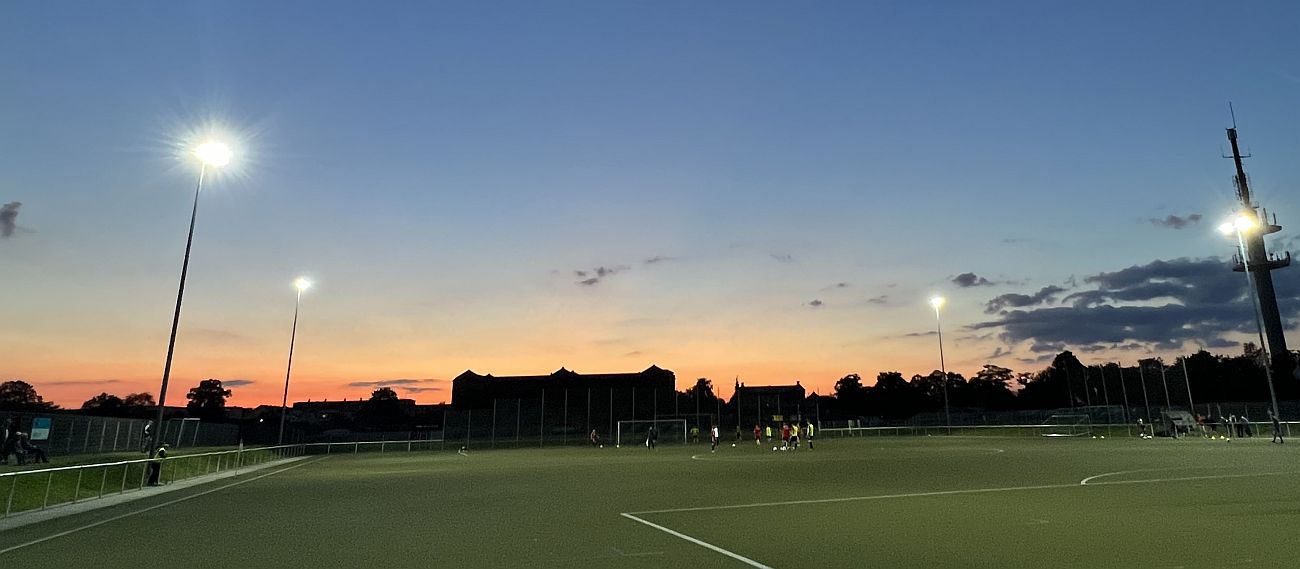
[616,419,687,447]
[1040,414,1092,437]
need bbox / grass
[1,434,1298,568]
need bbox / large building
[734,381,807,426]
[450,365,676,411]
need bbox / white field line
[0,457,327,555]
[620,512,774,569]
[1079,469,1160,485]
[690,448,1005,462]
[629,470,1295,516]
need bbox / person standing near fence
[0,417,13,465]
[1270,411,1285,444]
[147,444,169,486]
[645,426,657,450]
[17,432,48,463]
[805,420,815,450]
[709,424,719,452]
[142,420,155,453]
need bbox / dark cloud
[867,295,889,305]
[988,346,1011,359]
[1148,213,1203,230]
[835,282,849,288]
[621,350,644,357]
[1,202,20,238]
[953,272,994,287]
[1002,237,1031,244]
[574,265,630,286]
[644,256,673,264]
[807,299,824,308]
[984,285,1067,314]
[770,253,795,263]
[971,257,1300,352]
[222,379,255,387]
[400,386,442,394]
[42,379,123,386]
[901,330,937,337]
[347,378,442,387]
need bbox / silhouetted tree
[370,387,399,401]
[865,372,920,420]
[0,380,56,411]
[966,365,1017,410]
[833,374,867,415]
[123,392,156,408]
[185,379,232,421]
[82,393,125,415]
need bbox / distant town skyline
[4,2,1300,408]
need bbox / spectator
[17,432,48,464]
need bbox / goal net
[616,420,687,447]
[1040,414,1092,437]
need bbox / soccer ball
[772,446,778,451]
[731,443,736,447]
[599,445,603,448]
[1100,436,1105,439]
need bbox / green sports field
[2,435,1297,568]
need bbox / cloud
[1,202,20,238]
[988,346,1011,359]
[807,299,824,308]
[222,379,256,387]
[574,264,630,286]
[346,378,443,387]
[770,253,795,263]
[41,379,123,386]
[953,272,994,288]
[900,330,937,337]
[621,350,644,357]
[984,285,1067,314]
[1148,213,1203,230]
[400,386,442,394]
[867,295,889,305]
[644,256,673,265]
[971,256,1300,352]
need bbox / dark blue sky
[4,2,1299,405]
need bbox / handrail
[0,444,301,479]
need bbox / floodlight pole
[932,304,951,431]
[278,286,303,445]
[1231,228,1282,425]
[153,164,207,458]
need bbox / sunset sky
[4,2,1300,408]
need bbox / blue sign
[30,417,52,441]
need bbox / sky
[3,1,1300,408]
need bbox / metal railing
[1,444,306,519]
[819,421,1299,439]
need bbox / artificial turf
[1,435,1296,568]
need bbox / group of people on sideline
[1,417,50,466]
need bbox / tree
[370,387,399,401]
[833,374,867,415]
[123,392,156,408]
[0,380,56,411]
[185,379,232,420]
[967,365,1017,410]
[865,372,921,420]
[82,393,125,415]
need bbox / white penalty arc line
[620,512,774,569]
[0,457,327,555]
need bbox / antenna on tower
[1229,101,1238,128]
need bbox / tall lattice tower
[1224,125,1291,366]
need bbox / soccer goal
[616,419,687,447]
[1040,414,1092,437]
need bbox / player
[710,424,720,452]
[805,420,815,450]
[590,429,601,448]
[753,424,762,446]
[645,425,657,450]
[780,423,791,450]
[764,424,773,443]
[790,422,800,450]
[1270,411,1285,444]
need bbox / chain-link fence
[1,412,239,459]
